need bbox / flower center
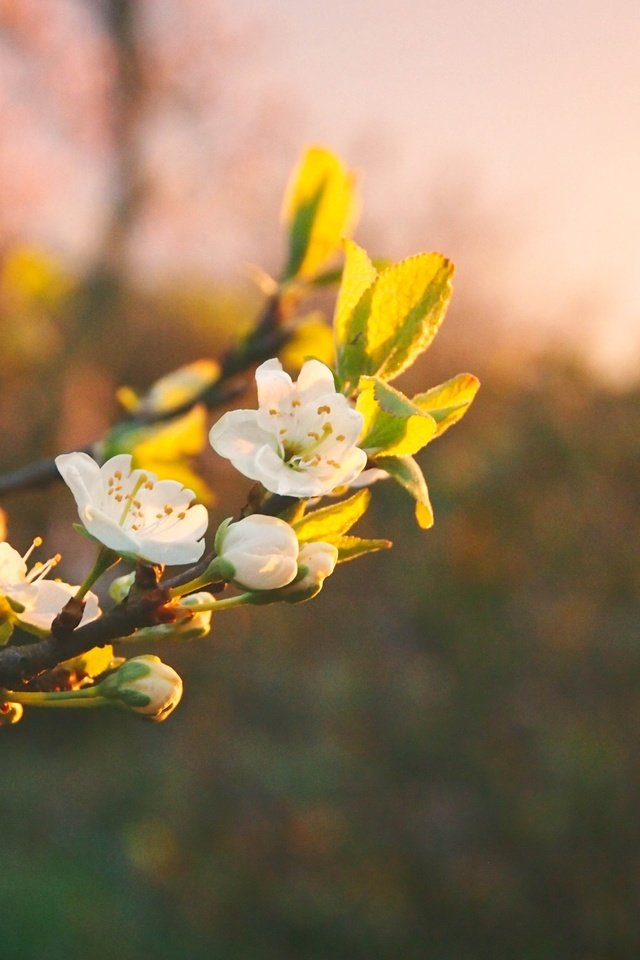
[275,402,347,473]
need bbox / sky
[223,0,640,380]
[1,0,638,381]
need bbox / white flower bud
[282,541,338,602]
[215,515,299,590]
[99,655,183,722]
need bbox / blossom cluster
[0,146,479,730]
[0,359,360,721]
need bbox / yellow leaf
[137,359,219,416]
[415,499,434,529]
[334,240,377,346]
[282,146,358,280]
[356,377,438,457]
[367,253,454,381]
[412,373,480,437]
[131,406,215,504]
[61,645,115,680]
[293,489,371,543]
[280,313,335,371]
[1,246,72,305]
[134,405,207,461]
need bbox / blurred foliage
[1,247,639,957]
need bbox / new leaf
[336,243,454,392]
[281,147,357,282]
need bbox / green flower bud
[99,655,183,722]
[108,571,136,603]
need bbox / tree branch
[0,579,172,689]
[0,293,290,497]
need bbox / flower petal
[56,451,105,511]
[0,542,27,590]
[209,410,277,479]
[294,359,337,404]
[255,359,292,409]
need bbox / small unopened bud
[214,515,299,590]
[109,571,136,603]
[282,541,338,603]
[99,655,183,722]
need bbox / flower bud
[282,541,338,602]
[109,571,136,603]
[99,655,183,722]
[215,515,299,590]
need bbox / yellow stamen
[118,476,146,527]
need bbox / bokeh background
[1,2,639,957]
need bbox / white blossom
[0,539,100,634]
[215,514,299,590]
[209,358,367,497]
[55,452,208,565]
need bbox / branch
[0,293,290,497]
[0,572,172,689]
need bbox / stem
[168,559,224,599]
[75,547,120,601]
[1,687,107,709]
[0,293,290,498]
[176,592,253,613]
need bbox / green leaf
[412,373,480,437]
[377,455,434,529]
[283,184,325,281]
[293,489,371,543]
[333,534,392,562]
[357,377,438,457]
[337,251,454,390]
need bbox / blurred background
[1,1,639,957]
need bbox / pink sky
[1,0,638,380]
[225,0,640,380]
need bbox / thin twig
[0,293,290,497]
